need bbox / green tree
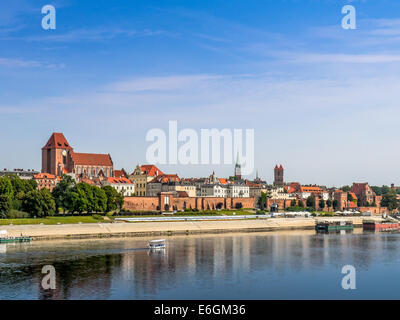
[332,199,339,210]
[92,186,107,213]
[306,195,315,208]
[76,183,95,213]
[342,185,351,192]
[381,189,398,212]
[0,194,12,216]
[326,199,332,208]
[102,186,124,212]
[22,189,56,217]
[0,177,13,215]
[257,191,267,209]
[319,199,325,209]
[298,200,304,207]
[290,199,297,207]
[8,175,37,211]
[52,175,76,213]
[0,177,13,199]
[70,187,89,214]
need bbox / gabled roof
[299,186,323,193]
[149,174,180,183]
[72,152,113,166]
[107,177,133,184]
[114,169,128,178]
[140,165,163,177]
[42,133,73,150]
[34,173,56,179]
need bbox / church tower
[234,152,241,180]
[41,133,74,176]
[273,164,284,186]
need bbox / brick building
[33,173,61,192]
[42,133,114,178]
[351,183,377,206]
[273,165,284,186]
[124,193,256,212]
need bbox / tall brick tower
[41,133,74,176]
[273,164,284,186]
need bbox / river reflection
[1,230,400,299]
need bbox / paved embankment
[0,216,382,241]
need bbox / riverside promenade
[0,216,382,241]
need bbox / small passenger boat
[148,239,166,249]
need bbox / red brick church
[41,133,114,178]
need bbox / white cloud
[282,53,400,64]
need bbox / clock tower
[41,133,74,176]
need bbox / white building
[200,184,250,198]
[269,186,296,200]
[102,177,135,196]
[227,184,249,198]
[201,184,228,197]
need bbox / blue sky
[1,0,400,186]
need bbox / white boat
[148,239,166,249]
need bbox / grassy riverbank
[0,216,377,241]
[0,209,257,225]
[0,216,107,225]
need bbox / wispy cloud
[106,75,224,92]
[0,57,65,69]
[12,28,174,43]
[280,53,400,64]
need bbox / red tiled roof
[107,177,133,184]
[140,165,163,177]
[300,186,323,193]
[348,192,357,200]
[34,173,56,179]
[72,152,113,166]
[219,178,228,185]
[114,169,127,178]
[150,174,180,183]
[42,133,73,150]
[287,182,300,193]
[244,180,260,187]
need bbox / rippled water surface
[1,230,400,299]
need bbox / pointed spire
[236,151,240,166]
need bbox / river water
[1,230,400,300]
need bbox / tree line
[0,174,124,218]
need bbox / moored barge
[363,220,399,232]
[0,236,32,243]
[315,220,354,232]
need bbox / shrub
[7,210,30,219]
